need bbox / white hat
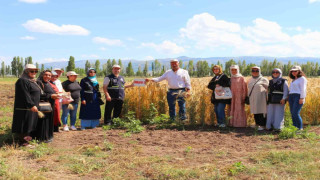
[51,71,58,76]
[112,64,121,69]
[53,68,64,72]
[66,71,79,76]
[25,64,38,70]
[290,65,302,71]
[170,59,179,63]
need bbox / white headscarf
[230,65,242,77]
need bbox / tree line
[1,56,320,77]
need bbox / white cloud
[243,18,290,44]
[145,56,154,60]
[180,12,242,49]
[309,0,320,3]
[99,47,107,51]
[19,0,47,3]
[43,57,68,62]
[142,40,185,54]
[179,12,320,57]
[92,37,123,46]
[22,18,90,36]
[20,36,35,40]
[81,54,100,59]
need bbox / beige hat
[170,59,179,63]
[53,68,64,72]
[112,64,121,69]
[66,71,79,76]
[290,65,302,71]
[25,64,38,70]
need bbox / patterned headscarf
[87,68,98,86]
[271,68,282,83]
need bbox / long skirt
[266,104,285,130]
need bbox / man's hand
[106,94,111,102]
[30,106,38,112]
[299,98,304,104]
[81,100,86,105]
[145,79,154,83]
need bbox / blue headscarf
[87,68,98,86]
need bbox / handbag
[39,101,52,112]
[245,77,262,105]
[268,91,284,104]
[215,87,232,99]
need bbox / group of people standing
[12,59,307,146]
[208,64,307,131]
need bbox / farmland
[0,77,320,179]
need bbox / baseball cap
[170,59,179,63]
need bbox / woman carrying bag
[208,65,231,128]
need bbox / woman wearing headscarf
[208,65,231,127]
[79,68,102,130]
[12,64,40,145]
[288,65,307,130]
[36,70,60,142]
[247,66,269,130]
[49,71,62,132]
[266,68,289,131]
[229,65,247,127]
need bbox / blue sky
[1,0,320,64]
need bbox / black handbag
[245,77,262,105]
[38,101,52,112]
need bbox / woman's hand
[51,94,60,99]
[299,98,304,104]
[30,106,38,112]
[81,100,86,105]
[280,99,286,105]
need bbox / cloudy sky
[1,0,320,64]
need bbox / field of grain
[0,77,319,179]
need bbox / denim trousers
[288,93,303,129]
[214,103,226,125]
[167,89,187,121]
[61,102,79,126]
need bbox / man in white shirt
[146,59,191,121]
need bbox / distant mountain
[43,56,320,72]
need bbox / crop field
[0,77,320,179]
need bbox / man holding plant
[146,59,191,122]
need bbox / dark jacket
[62,80,82,103]
[79,77,102,120]
[12,78,41,134]
[106,74,125,100]
[208,73,231,104]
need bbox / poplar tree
[66,56,75,71]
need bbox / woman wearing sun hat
[288,65,307,130]
[61,71,82,131]
[12,64,41,145]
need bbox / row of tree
[1,56,320,77]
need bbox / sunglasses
[272,71,280,74]
[89,71,96,73]
[251,70,259,73]
[29,70,38,73]
[291,70,298,72]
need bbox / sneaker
[63,125,69,131]
[70,126,77,131]
[219,124,226,128]
[257,126,264,131]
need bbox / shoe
[257,126,264,131]
[70,126,77,131]
[63,125,69,131]
[105,122,112,126]
[219,124,226,128]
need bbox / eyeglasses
[29,70,38,73]
[251,70,259,73]
[89,71,96,73]
[272,71,280,74]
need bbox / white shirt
[152,69,191,90]
[289,76,307,98]
[53,79,63,93]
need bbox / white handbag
[214,87,232,99]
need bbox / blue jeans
[288,94,303,129]
[61,102,78,126]
[167,89,187,121]
[214,103,226,125]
